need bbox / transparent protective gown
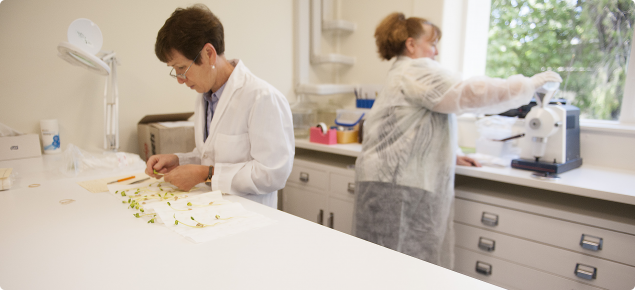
[354,56,535,268]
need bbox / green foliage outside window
[486,0,635,120]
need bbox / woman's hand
[163,164,209,191]
[530,71,563,89]
[145,154,179,178]
[456,156,481,167]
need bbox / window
[485,0,635,121]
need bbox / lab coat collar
[197,59,247,149]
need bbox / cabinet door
[282,185,328,225]
[328,197,354,235]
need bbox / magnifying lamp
[57,18,120,151]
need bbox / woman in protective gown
[354,12,562,268]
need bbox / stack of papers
[0,168,12,190]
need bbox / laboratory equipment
[290,95,318,139]
[511,82,583,179]
[57,18,121,151]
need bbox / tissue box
[138,113,195,161]
[0,134,42,161]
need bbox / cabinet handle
[475,261,492,276]
[574,263,597,280]
[478,237,496,252]
[580,234,603,251]
[481,212,499,227]
[299,172,309,183]
[318,209,324,225]
[328,212,334,228]
[347,182,355,194]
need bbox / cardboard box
[138,113,195,161]
[0,134,42,161]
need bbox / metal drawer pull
[475,261,492,276]
[299,172,309,182]
[580,234,603,251]
[328,212,334,229]
[347,182,355,194]
[574,263,597,280]
[481,212,499,227]
[478,237,496,252]
[318,209,324,225]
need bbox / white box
[0,134,42,161]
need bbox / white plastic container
[40,119,61,154]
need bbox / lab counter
[294,138,635,206]
[292,139,635,289]
[0,155,502,290]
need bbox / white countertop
[295,139,635,206]
[0,155,501,290]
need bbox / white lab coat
[176,59,295,208]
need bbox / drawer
[286,164,328,191]
[454,247,603,290]
[455,198,635,266]
[329,172,355,202]
[455,223,635,290]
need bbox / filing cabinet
[453,177,635,290]
[282,151,357,235]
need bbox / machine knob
[529,118,541,129]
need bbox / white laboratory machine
[511,82,583,179]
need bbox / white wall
[0,0,293,154]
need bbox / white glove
[530,71,563,89]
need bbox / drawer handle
[347,182,355,194]
[299,172,309,183]
[481,212,499,227]
[328,212,334,228]
[478,237,496,252]
[318,209,324,225]
[580,234,603,251]
[574,263,597,280]
[475,261,492,276]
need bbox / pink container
[309,127,337,145]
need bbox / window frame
[456,0,635,129]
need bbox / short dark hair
[155,4,225,64]
[374,12,442,60]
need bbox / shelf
[322,20,356,33]
[295,140,635,206]
[295,138,361,157]
[311,53,355,65]
[295,83,356,95]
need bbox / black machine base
[511,158,583,174]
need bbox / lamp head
[57,18,110,75]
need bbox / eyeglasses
[169,49,203,80]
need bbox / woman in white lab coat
[146,4,294,208]
[354,13,562,267]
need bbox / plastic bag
[474,116,520,163]
[61,144,145,177]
